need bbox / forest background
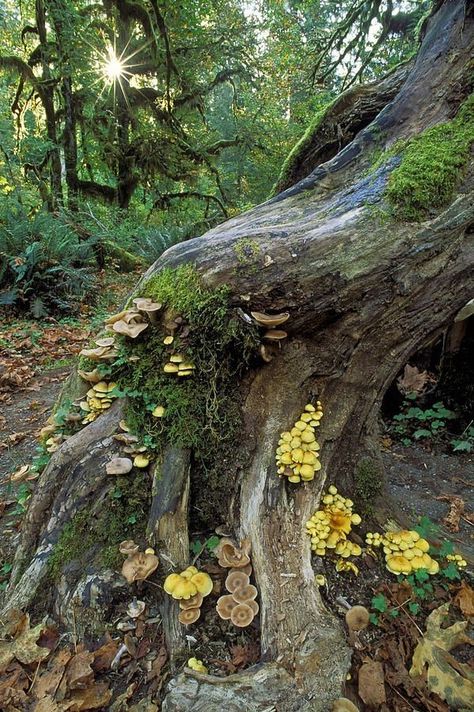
[0,0,429,317]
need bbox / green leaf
[414,568,430,583]
[369,613,379,626]
[389,608,400,618]
[415,516,440,539]
[413,428,432,439]
[408,602,421,615]
[372,593,388,613]
[205,535,220,551]
[0,563,13,575]
[190,539,202,555]
[441,562,460,581]
[437,539,454,557]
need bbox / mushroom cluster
[306,485,362,557]
[251,311,289,360]
[215,539,258,628]
[163,566,213,625]
[120,541,159,584]
[163,353,195,378]
[80,335,119,362]
[79,380,117,424]
[446,552,467,568]
[104,298,161,339]
[276,402,324,483]
[365,529,439,576]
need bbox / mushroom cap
[95,337,115,348]
[152,405,165,418]
[332,699,359,712]
[180,566,199,579]
[225,571,250,593]
[216,594,238,620]
[104,309,136,324]
[263,329,287,340]
[246,599,259,615]
[217,539,251,568]
[77,368,102,383]
[230,603,255,627]
[119,540,140,556]
[163,335,174,345]
[127,599,146,618]
[106,457,133,475]
[190,572,213,597]
[133,298,162,313]
[178,607,200,625]
[113,320,148,338]
[171,578,198,600]
[133,454,150,468]
[164,363,179,373]
[164,573,182,595]
[232,584,258,603]
[187,657,208,673]
[179,593,204,610]
[251,311,290,327]
[121,552,159,583]
[228,564,252,576]
[345,606,370,631]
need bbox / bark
[3,1,473,710]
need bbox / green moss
[386,94,474,220]
[354,457,383,516]
[48,473,150,581]
[115,263,258,447]
[272,107,327,196]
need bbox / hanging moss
[386,94,474,220]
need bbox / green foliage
[0,202,95,314]
[48,472,150,580]
[190,535,220,557]
[390,400,456,444]
[354,457,383,515]
[386,94,474,219]
[451,425,474,453]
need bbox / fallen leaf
[410,602,474,709]
[397,364,435,395]
[435,495,465,532]
[0,613,50,668]
[454,581,474,618]
[91,641,118,673]
[66,650,94,690]
[31,649,71,700]
[358,660,386,706]
[68,681,112,710]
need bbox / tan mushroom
[179,593,204,610]
[133,298,162,325]
[246,599,259,615]
[228,564,252,576]
[217,538,251,568]
[79,346,118,361]
[119,540,140,556]
[105,309,135,325]
[232,584,258,603]
[225,571,250,593]
[263,329,287,341]
[106,457,133,475]
[127,599,146,618]
[251,311,290,328]
[78,368,102,383]
[178,607,201,625]
[216,595,238,620]
[121,551,159,584]
[345,606,370,632]
[95,337,116,347]
[112,320,149,338]
[230,603,255,627]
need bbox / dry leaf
[454,581,474,618]
[397,364,434,395]
[91,641,118,673]
[66,651,94,690]
[435,495,465,532]
[358,660,386,706]
[410,602,474,709]
[0,613,50,668]
[31,649,71,700]
[68,680,112,710]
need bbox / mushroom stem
[110,644,129,670]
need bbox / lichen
[386,94,474,220]
[233,238,261,268]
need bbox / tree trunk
[3,1,473,710]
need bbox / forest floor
[0,284,472,710]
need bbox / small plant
[451,424,474,453]
[389,399,456,445]
[190,535,220,557]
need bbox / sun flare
[103,49,125,83]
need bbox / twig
[386,680,417,710]
[29,659,42,692]
[399,604,423,636]
[143,579,163,590]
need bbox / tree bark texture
[3,1,474,709]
